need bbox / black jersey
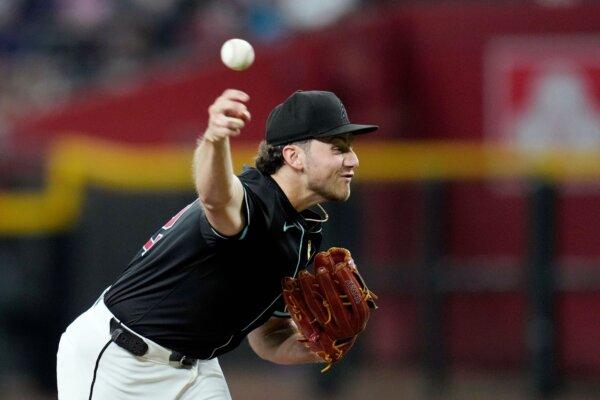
[104,167,324,360]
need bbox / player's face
[303,135,359,202]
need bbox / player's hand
[203,89,251,142]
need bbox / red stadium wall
[9,2,600,374]
[11,11,403,147]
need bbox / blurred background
[1,0,600,399]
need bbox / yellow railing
[1,136,600,234]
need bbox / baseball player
[56,89,378,399]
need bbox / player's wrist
[200,131,215,143]
[199,130,223,144]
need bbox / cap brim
[270,123,379,146]
[316,123,379,139]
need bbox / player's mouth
[340,172,354,182]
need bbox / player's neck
[271,170,322,212]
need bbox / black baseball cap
[266,90,378,146]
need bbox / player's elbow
[196,175,243,211]
[248,335,276,363]
[197,192,232,211]
[252,347,276,363]
[247,330,289,365]
[251,346,294,365]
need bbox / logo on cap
[340,102,349,124]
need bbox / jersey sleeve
[199,170,271,244]
[199,184,256,245]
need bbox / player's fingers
[241,109,251,123]
[221,89,250,103]
[225,108,251,124]
[211,98,248,119]
[222,103,251,123]
[212,115,245,130]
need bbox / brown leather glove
[282,247,377,372]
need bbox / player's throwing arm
[194,89,251,237]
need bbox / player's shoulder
[238,167,278,212]
[238,166,265,183]
[239,167,272,196]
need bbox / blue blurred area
[0,0,361,124]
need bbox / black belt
[109,318,197,368]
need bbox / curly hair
[254,140,311,175]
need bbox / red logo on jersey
[142,234,163,256]
[140,203,194,256]
[163,203,193,230]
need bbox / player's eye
[333,144,351,153]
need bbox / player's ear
[282,144,305,172]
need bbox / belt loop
[109,318,148,357]
[169,351,197,368]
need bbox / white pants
[56,296,232,400]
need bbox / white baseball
[220,38,255,71]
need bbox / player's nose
[344,149,359,168]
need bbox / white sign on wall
[485,37,600,152]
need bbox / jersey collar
[263,171,326,232]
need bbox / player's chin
[339,182,353,201]
[315,181,351,202]
[330,186,351,202]
[340,191,351,202]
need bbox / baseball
[220,38,255,71]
